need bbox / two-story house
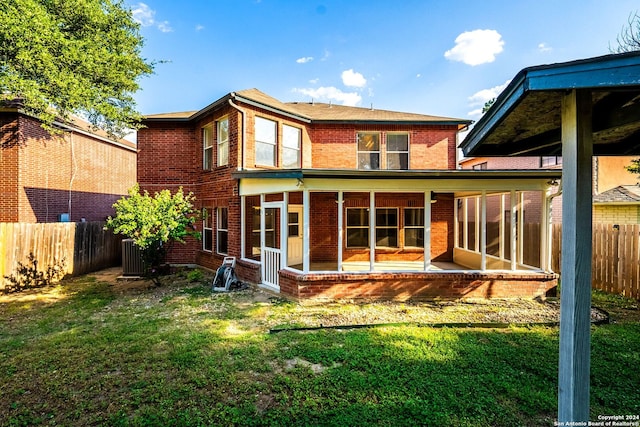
[138,89,560,300]
[1,101,137,223]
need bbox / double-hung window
[202,208,213,252]
[404,208,424,247]
[541,156,562,167]
[387,133,409,170]
[346,208,369,247]
[255,117,277,167]
[217,207,228,255]
[282,124,301,168]
[203,125,213,170]
[217,117,229,166]
[376,208,398,247]
[472,162,488,170]
[357,132,380,170]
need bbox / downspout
[228,93,246,171]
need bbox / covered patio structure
[460,52,640,423]
[233,168,560,300]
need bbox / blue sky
[129,0,638,125]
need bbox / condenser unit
[122,239,145,276]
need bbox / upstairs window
[203,125,213,170]
[282,124,301,168]
[255,117,277,167]
[217,117,229,166]
[472,162,488,170]
[541,156,562,167]
[217,207,228,255]
[387,133,409,170]
[357,132,380,170]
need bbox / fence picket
[1,222,121,290]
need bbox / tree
[106,185,200,283]
[611,11,640,53]
[0,0,154,137]
[482,98,496,114]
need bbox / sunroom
[233,169,561,300]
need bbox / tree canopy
[612,11,640,53]
[0,0,154,137]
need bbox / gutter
[229,93,247,171]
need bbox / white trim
[303,190,310,273]
[369,191,375,271]
[424,191,431,271]
[338,191,344,271]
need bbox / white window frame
[255,116,277,167]
[216,207,229,255]
[202,208,213,252]
[356,132,380,170]
[217,117,229,167]
[282,124,301,168]
[346,207,369,248]
[375,208,398,248]
[404,208,424,248]
[203,125,213,170]
[386,132,409,170]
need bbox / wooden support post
[558,89,593,423]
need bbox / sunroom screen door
[261,202,283,289]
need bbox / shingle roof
[593,185,640,204]
[143,88,471,127]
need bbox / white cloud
[468,80,511,106]
[444,29,504,66]
[157,21,173,33]
[309,78,319,84]
[195,24,205,31]
[538,42,552,52]
[293,87,362,106]
[132,3,155,26]
[341,69,367,88]
[321,49,331,61]
[131,3,172,32]
[296,56,314,64]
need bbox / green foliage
[482,98,496,114]
[0,0,154,137]
[625,158,640,176]
[2,253,67,294]
[105,185,200,279]
[186,269,205,283]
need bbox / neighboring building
[593,185,640,224]
[138,89,560,300]
[0,102,137,223]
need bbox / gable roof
[143,88,471,129]
[460,52,640,157]
[593,185,640,204]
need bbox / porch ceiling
[460,52,640,157]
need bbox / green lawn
[1,272,638,426]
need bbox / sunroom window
[202,208,212,252]
[255,117,277,167]
[357,132,380,170]
[217,207,228,255]
[376,208,398,247]
[387,133,409,170]
[404,208,424,247]
[346,208,369,247]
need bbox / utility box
[122,239,145,276]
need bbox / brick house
[0,102,137,223]
[138,89,560,300]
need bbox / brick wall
[1,112,136,223]
[593,205,640,224]
[280,269,557,300]
[0,113,20,221]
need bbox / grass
[1,271,639,426]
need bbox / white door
[287,205,303,266]
[261,202,284,289]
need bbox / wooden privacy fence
[551,223,640,300]
[0,221,121,289]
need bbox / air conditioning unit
[122,239,145,276]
